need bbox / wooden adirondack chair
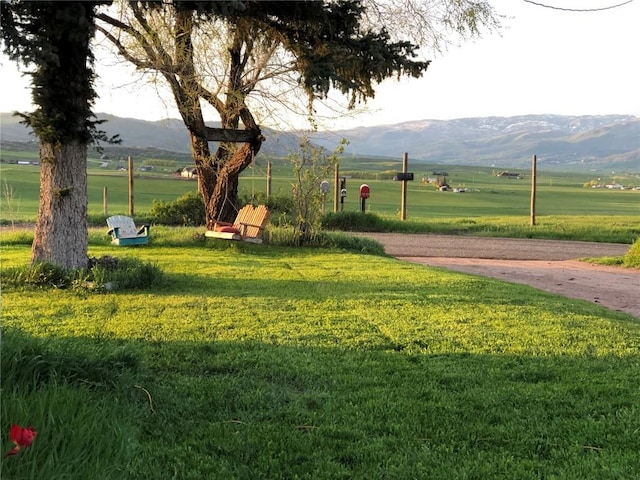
[205,205,270,244]
[106,215,150,246]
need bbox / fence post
[103,186,108,216]
[530,154,537,226]
[128,156,134,216]
[266,161,272,198]
[333,163,340,213]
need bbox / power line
[522,0,635,12]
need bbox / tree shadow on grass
[3,327,639,479]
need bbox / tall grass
[321,212,639,244]
[1,331,141,480]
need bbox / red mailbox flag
[360,184,370,199]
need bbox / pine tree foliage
[0,1,113,269]
[0,1,116,146]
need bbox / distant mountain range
[311,114,640,170]
[1,112,638,170]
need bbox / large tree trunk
[31,141,88,270]
[188,131,263,229]
[205,142,263,229]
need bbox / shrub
[241,191,295,215]
[149,191,205,226]
[289,138,345,245]
[2,257,164,292]
[2,261,73,288]
[322,211,388,231]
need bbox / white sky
[1,0,638,130]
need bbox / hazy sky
[1,0,638,130]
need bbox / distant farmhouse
[178,167,197,179]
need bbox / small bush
[322,211,388,231]
[241,191,295,215]
[150,191,205,226]
[241,192,296,227]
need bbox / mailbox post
[359,184,370,213]
[394,152,413,220]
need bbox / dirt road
[354,233,640,319]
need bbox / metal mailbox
[394,172,414,181]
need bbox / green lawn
[1,230,639,479]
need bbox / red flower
[5,424,37,457]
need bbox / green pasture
[1,159,638,223]
[1,228,639,479]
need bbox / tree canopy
[1,1,115,145]
[96,0,486,225]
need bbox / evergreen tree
[1,1,110,269]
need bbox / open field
[1,157,638,223]
[1,229,639,479]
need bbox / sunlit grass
[1,234,639,479]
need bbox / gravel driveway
[354,233,640,319]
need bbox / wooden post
[333,163,340,213]
[103,186,108,216]
[128,156,134,216]
[530,154,537,226]
[401,152,408,221]
[266,161,272,198]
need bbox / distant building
[496,171,521,179]
[180,167,197,179]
